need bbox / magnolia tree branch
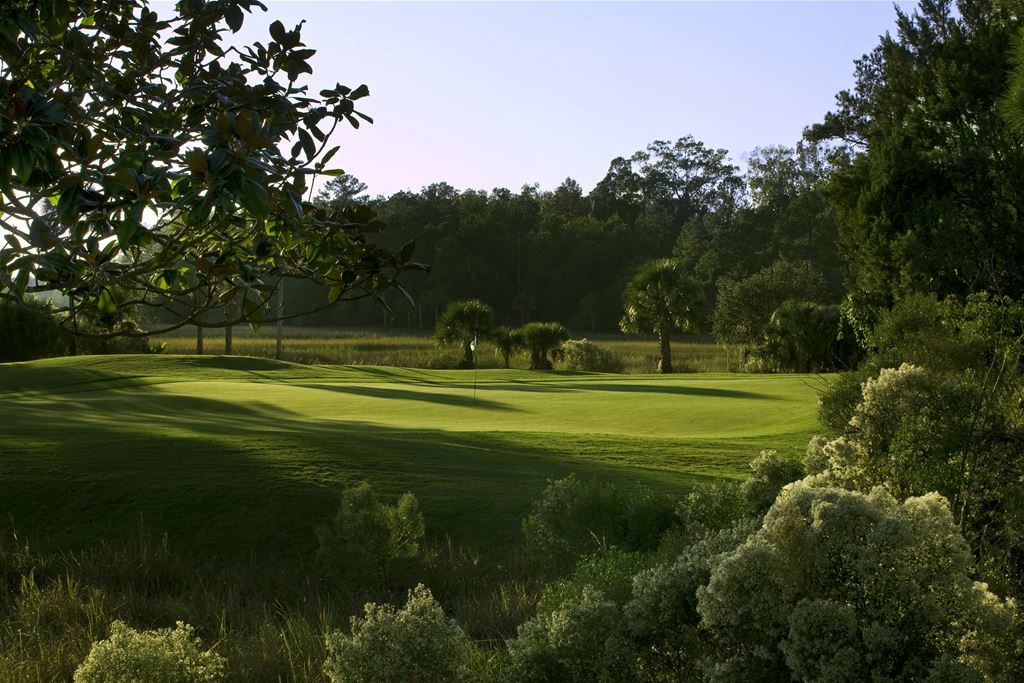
[0,0,425,338]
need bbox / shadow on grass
[2,379,722,565]
[443,380,772,400]
[344,369,774,400]
[293,382,521,411]
[554,383,774,399]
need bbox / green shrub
[0,295,161,360]
[624,522,756,680]
[816,369,868,434]
[324,584,469,683]
[538,549,644,615]
[0,298,70,361]
[713,260,828,347]
[755,300,862,372]
[560,339,624,373]
[73,620,225,683]
[315,481,425,587]
[522,475,675,570]
[867,292,980,372]
[76,319,160,355]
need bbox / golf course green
[0,355,825,561]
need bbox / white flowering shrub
[324,584,469,683]
[849,363,932,452]
[808,358,1024,602]
[502,586,633,683]
[805,363,978,499]
[697,482,1021,681]
[801,435,830,475]
[739,450,804,513]
[560,339,624,373]
[675,479,747,536]
[801,435,869,490]
[73,620,225,683]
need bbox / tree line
[291,137,843,342]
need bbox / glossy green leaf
[224,4,243,32]
[96,287,118,315]
[240,176,269,216]
[269,19,286,43]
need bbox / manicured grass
[0,355,825,564]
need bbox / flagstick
[471,335,478,404]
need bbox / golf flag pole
[470,335,478,403]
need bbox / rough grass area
[0,355,822,562]
[152,326,732,373]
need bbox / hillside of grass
[0,355,825,562]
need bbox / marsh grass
[0,528,551,682]
[0,529,314,682]
[153,326,731,373]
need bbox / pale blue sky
[229,1,913,196]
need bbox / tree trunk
[68,295,78,356]
[224,304,233,355]
[275,281,284,360]
[658,330,672,374]
[463,341,474,368]
[196,324,203,355]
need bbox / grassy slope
[0,355,826,562]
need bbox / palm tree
[620,259,703,373]
[489,325,524,368]
[434,299,494,368]
[764,300,842,373]
[1000,27,1024,136]
[518,322,569,370]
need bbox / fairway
[0,355,825,562]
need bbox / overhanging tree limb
[0,0,426,337]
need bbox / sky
[225,1,915,197]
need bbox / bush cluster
[315,481,425,587]
[559,338,624,373]
[698,483,1020,681]
[433,299,630,372]
[502,586,632,683]
[74,620,225,683]
[0,298,70,361]
[0,298,161,362]
[522,475,675,570]
[324,584,469,683]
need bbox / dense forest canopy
[294,136,841,334]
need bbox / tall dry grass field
[153,326,731,373]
